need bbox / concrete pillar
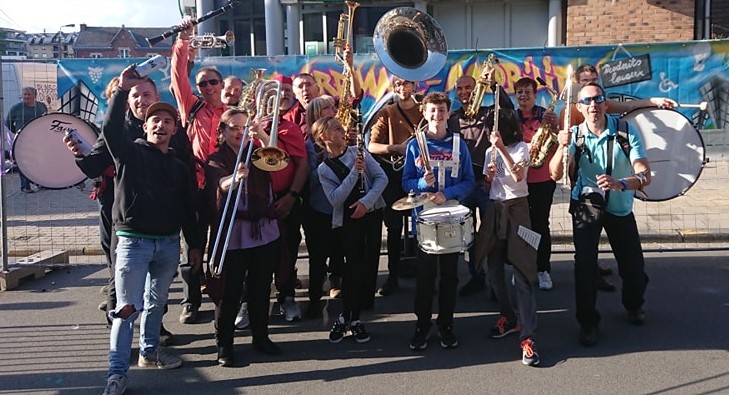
[196,0,215,57]
[286,4,302,55]
[547,0,561,47]
[264,0,285,55]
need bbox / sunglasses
[578,95,606,105]
[197,78,221,88]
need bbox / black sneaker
[378,277,399,296]
[596,276,616,292]
[350,320,371,344]
[329,315,347,343]
[458,277,486,297]
[627,309,646,326]
[409,325,431,351]
[159,325,174,347]
[578,325,599,347]
[438,326,458,349]
[489,315,520,339]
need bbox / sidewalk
[1,159,727,258]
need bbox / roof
[74,25,174,49]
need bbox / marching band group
[55,10,678,395]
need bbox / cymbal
[392,193,429,211]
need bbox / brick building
[73,24,173,58]
[566,0,729,45]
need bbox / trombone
[211,118,256,277]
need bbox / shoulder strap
[616,119,630,159]
[185,98,205,129]
[569,124,586,187]
[395,102,418,131]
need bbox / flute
[491,83,500,165]
[147,1,239,46]
[562,65,573,186]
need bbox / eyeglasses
[578,95,606,105]
[197,78,221,88]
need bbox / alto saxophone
[464,53,498,119]
[528,80,559,168]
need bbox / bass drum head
[621,108,705,202]
[12,113,99,189]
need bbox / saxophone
[333,1,359,131]
[464,53,497,119]
[528,82,559,168]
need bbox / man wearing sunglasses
[550,82,651,348]
[171,18,227,325]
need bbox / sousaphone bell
[373,7,448,82]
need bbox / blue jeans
[108,234,180,377]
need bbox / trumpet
[250,80,290,172]
[189,31,234,49]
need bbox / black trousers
[99,199,116,314]
[340,209,383,321]
[302,206,344,301]
[179,188,211,309]
[528,180,556,273]
[414,251,459,330]
[572,209,649,327]
[380,164,407,280]
[275,196,303,300]
[215,240,278,348]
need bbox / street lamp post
[55,24,75,58]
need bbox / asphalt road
[1,250,728,394]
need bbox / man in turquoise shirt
[550,82,651,347]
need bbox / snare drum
[12,113,99,189]
[416,205,474,255]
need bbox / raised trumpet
[189,30,235,49]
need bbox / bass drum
[621,108,706,201]
[12,113,99,189]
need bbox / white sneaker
[280,297,301,322]
[138,348,182,369]
[538,271,553,290]
[234,303,250,330]
[102,374,127,395]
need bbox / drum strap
[185,98,206,129]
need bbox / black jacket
[102,88,202,249]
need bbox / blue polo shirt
[569,115,646,216]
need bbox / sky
[0,0,186,33]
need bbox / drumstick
[678,102,708,111]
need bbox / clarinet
[355,108,366,194]
[146,1,239,46]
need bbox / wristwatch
[619,179,628,191]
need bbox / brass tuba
[464,53,498,119]
[373,7,447,82]
[528,77,559,168]
[333,1,359,132]
[250,80,290,172]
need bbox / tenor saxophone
[333,1,359,132]
[464,53,498,119]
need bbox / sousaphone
[373,7,448,82]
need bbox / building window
[119,47,130,58]
[90,53,102,58]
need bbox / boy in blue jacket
[402,92,475,351]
